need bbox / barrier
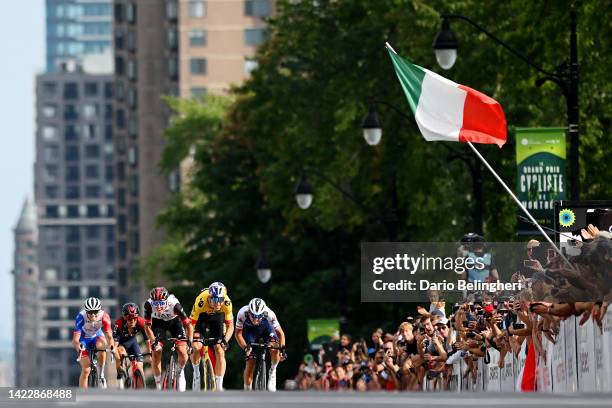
[450,308,612,393]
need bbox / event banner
[307,319,339,348]
[516,127,566,234]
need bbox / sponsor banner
[500,351,515,391]
[537,337,553,392]
[602,308,612,392]
[484,348,501,392]
[306,318,339,349]
[515,127,566,234]
[565,316,579,392]
[594,319,604,391]
[551,321,567,392]
[514,341,527,391]
[577,318,596,391]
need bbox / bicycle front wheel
[204,357,216,391]
[133,368,146,389]
[254,357,267,390]
[88,365,98,388]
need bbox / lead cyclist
[235,298,286,391]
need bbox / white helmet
[248,298,266,316]
[208,282,227,301]
[84,297,101,311]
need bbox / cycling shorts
[118,336,143,362]
[151,317,186,344]
[79,333,104,359]
[194,312,225,339]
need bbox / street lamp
[255,253,271,284]
[361,106,382,146]
[433,11,580,200]
[432,18,458,70]
[294,172,314,210]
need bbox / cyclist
[189,282,234,391]
[112,303,152,385]
[71,297,115,388]
[143,287,193,391]
[235,298,286,391]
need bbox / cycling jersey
[190,289,233,324]
[74,310,111,339]
[143,294,189,325]
[113,317,147,342]
[235,305,281,330]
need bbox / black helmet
[461,233,485,243]
[122,302,140,317]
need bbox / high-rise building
[12,199,39,387]
[112,0,273,303]
[45,0,113,73]
[34,66,118,386]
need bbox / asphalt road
[2,390,612,408]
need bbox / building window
[104,82,114,98]
[127,117,138,137]
[86,185,100,198]
[245,0,272,17]
[167,29,178,50]
[46,307,61,321]
[65,185,80,199]
[64,104,79,120]
[42,104,57,118]
[45,185,59,198]
[127,31,136,52]
[87,205,100,218]
[189,0,207,18]
[116,109,125,128]
[169,171,180,192]
[127,60,137,80]
[118,215,127,234]
[115,28,125,49]
[114,3,124,22]
[190,58,207,75]
[63,82,79,99]
[44,145,59,162]
[68,286,81,299]
[82,103,98,119]
[85,145,100,158]
[129,231,139,254]
[65,146,79,162]
[66,226,80,243]
[66,247,81,263]
[126,3,136,23]
[166,0,178,19]
[86,246,100,260]
[189,29,207,46]
[65,165,80,182]
[127,88,137,109]
[47,328,61,340]
[46,286,61,300]
[43,268,58,281]
[86,225,100,239]
[67,267,81,281]
[128,146,137,166]
[46,205,59,218]
[86,165,99,179]
[84,82,99,96]
[244,28,267,46]
[66,205,80,218]
[82,124,97,140]
[168,58,178,80]
[65,124,79,141]
[105,165,114,182]
[42,125,58,141]
[128,175,138,196]
[44,165,58,183]
[115,56,125,75]
[42,82,57,96]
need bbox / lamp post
[433,9,580,200]
[361,100,484,235]
[255,253,272,284]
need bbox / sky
[0,1,44,345]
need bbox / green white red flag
[386,44,507,147]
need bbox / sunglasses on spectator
[324,364,332,368]
[152,300,167,308]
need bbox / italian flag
[387,44,507,147]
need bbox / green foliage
[150,0,611,388]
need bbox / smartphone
[497,322,504,329]
[462,321,470,328]
[476,310,484,316]
[513,322,525,329]
[523,259,539,268]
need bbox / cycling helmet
[150,287,169,301]
[84,297,101,311]
[461,233,485,243]
[248,298,266,316]
[208,282,227,301]
[122,302,140,317]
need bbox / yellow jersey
[190,288,233,323]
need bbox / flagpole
[466,142,572,267]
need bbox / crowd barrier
[436,308,612,392]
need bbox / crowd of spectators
[290,226,611,391]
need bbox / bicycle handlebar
[193,337,224,346]
[120,352,152,362]
[249,342,283,350]
[76,347,113,363]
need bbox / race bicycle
[250,342,282,391]
[193,337,223,391]
[118,352,151,389]
[77,345,114,389]
[161,338,184,391]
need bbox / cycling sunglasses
[86,310,100,315]
[210,297,224,304]
[151,300,167,308]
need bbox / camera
[513,322,525,329]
